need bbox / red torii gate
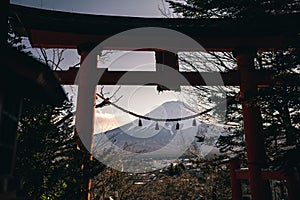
[9,4,300,200]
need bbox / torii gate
[10,4,300,200]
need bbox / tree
[166,0,300,18]
[91,158,231,200]
[15,100,80,199]
[15,98,108,199]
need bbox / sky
[10,0,169,17]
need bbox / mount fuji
[93,101,229,172]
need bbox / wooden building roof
[1,45,67,105]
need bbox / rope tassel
[192,118,197,126]
[176,122,180,130]
[138,118,142,126]
[155,122,159,130]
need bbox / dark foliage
[166,0,300,18]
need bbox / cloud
[94,112,120,134]
[95,112,114,119]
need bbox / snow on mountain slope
[93,101,228,172]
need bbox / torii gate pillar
[76,43,97,200]
[234,48,272,200]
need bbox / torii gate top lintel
[9,4,300,51]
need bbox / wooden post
[234,47,272,200]
[229,157,243,200]
[76,43,97,200]
[155,50,180,92]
